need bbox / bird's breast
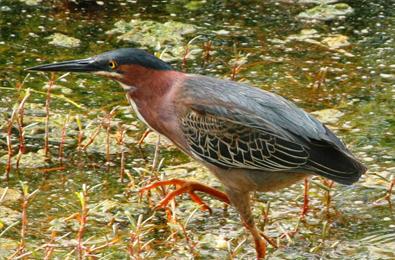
[119,82,137,91]
[125,92,177,137]
[125,93,158,132]
[125,91,191,154]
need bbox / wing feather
[181,111,309,172]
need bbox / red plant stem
[152,135,161,173]
[77,130,84,150]
[44,74,55,158]
[182,45,190,72]
[324,180,334,217]
[6,187,38,259]
[14,90,31,169]
[177,219,196,255]
[385,179,395,208]
[230,65,242,80]
[17,187,38,258]
[128,214,148,259]
[81,124,102,150]
[77,213,87,259]
[202,40,212,64]
[86,238,119,254]
[261,201,270,230]
[20,197,28,252]
[15,131,25,169]
[137,128,151,148]
[301,178,309,218]
[128,232,137,258]
[16,90,31,155]
[5,109,17,180]
[76,189,89,260]
[58,115,69,166]
[106,124,111,165]
[105,108,119,164]
[43,231,57,260]
[82,108,117,151]
[313,67,328,89]
[40,166,65,173]
[119,129,126,182]
[75,115,84,150]
[5,135,12,180]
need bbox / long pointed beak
[27,57,100,72]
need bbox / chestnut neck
[117,64,185,138]
[118,64,183,102]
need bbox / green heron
[28,48,367,258]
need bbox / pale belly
[208,164,308,193]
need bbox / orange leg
[226,189,266,259]
[242,220,266,259]
[243,223,266,259]
[139,179,230,213]
[252,229,266,259]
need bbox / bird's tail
[307,142,367,185]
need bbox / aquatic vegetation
[297,3,354,21]
[47,33,81,48]
[106,19,200,61]
[0,0,394,258]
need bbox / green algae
[0,0,394,258]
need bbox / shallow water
[0,0,394,259]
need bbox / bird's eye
[108,60,117,70]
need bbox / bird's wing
[180,109,309,171]
[179,74,334,147]
[177,75,366,184]
[178,75,314,171]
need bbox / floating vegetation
[0,0,394,259]
[297,3,354,21]
[47,33,81,48]
[106,19,201,61]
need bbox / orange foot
[139,178,230,214]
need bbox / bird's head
[27,48,174,89]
